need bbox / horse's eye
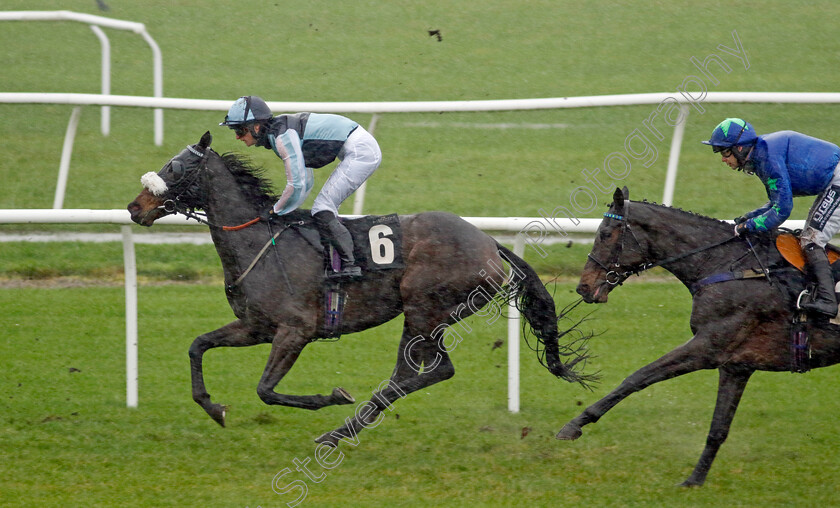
[169,160,185,179]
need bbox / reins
[157,145,297,292]
[157,147,265,232]
[223,217,261,231]
[638,235,739,273]
[165,205,263,232]
[589,204,741,286]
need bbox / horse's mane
[219,151,280,209]
[630,199,731,229]
[217,151,313,222]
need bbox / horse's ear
[613,187,625,209]
[621,186,629,200]
[198,131,212,149]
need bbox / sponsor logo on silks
[767,178,778,192]
[812,187,839,229]
[753,215,768,231]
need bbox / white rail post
[0,11,165,145]
[139,29,164,146]
[53,106,82,209]
[662,104,689,207]
[122,225,139,408]
[352,113,380,215]
[0,210,813,411]
[507,234,525,413]
[89,25,111,137]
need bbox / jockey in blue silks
[220,96,382,280]
[703,117,840,318]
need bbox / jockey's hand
[734,222,749,237]
[734,215,748,224]
[261,208,275,223]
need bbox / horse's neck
[203,159,266,229]
[633,204,736,285]
[202,159,275,275]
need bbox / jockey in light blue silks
[703,117,840,318]
[220,96,382,280]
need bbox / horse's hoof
[207,403,227,427]
[314,431,340,446]
[555,422,582,440]
[332,387,355,405]
[678,478,703,488]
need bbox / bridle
[586,205,651,286]
[157,144,211,221]
[588,203,739,286]
[154,145,266,232]
[149,143,297,292]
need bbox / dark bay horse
[127,132,591,443]
[558,187,840,486]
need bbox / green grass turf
[4,0,840,504]
[3,282,840,506]
[2,0,840,220]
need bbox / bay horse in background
[127,131,592,444]
[558,187,840,486]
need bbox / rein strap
[230,229,284,288]
[643,235,738,273]
[595,210,740,284]
[222,217,261,231]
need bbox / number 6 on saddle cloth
[296,213,404,273]
[297,214,404,339]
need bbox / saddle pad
[776,232,840,272]
[346,213,404,271]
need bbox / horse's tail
[496,244,597,389]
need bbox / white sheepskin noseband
[141,172,168,197]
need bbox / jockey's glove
[261,208,276,223]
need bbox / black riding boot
[313,210,362,280]
[801,243,838,318]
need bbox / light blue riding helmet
[219,96,273,126]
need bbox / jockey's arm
[746,161,793,232]
[742,203,771,220]
[269,129,314,215]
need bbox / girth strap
[689,269,767,295]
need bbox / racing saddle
[289,212,405,339]
[776,232,840,323]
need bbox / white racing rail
[0,11,164,144]
[0,210,602,412]
[0,209,808,412]
[1,10,164,210]
[3,91,840,212]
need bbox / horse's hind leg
[681,366,753,487]
[557,338,714,440]
[255,324,355,410]
[189,320,267,427]
[314,328,454,445]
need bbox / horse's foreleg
[680,366,753,487]
[255,325,355,410]
[314,331,454,445]
[189,320,266,427]
[557,339,713,440]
